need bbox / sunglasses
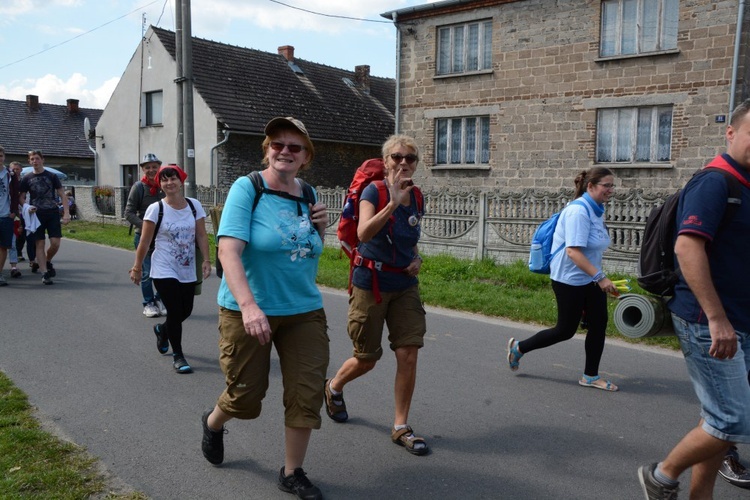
[389,153,418,164]
[269,142,305,153]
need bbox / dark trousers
[153,278,196,356]
[518,280,608,377]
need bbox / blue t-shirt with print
[216,175,323,316]
[668,154,750,332]
[549,197,610,286]
[351,182,421,292]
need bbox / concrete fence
[71,185,667,274]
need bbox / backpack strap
[698,163,743,228]
[549,199,591,262]
[248,171,317,213]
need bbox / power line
[266,0,392,23]
[0,0,162,71]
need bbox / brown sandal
[391,426,429,456]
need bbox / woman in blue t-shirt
[324,134,430,456]
[507,167,620,391]
[200,117,329,500]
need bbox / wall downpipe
[729,0,746,114]
[393,12,401,134]
[210,129,230,189]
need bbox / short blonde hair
[381,134,420,163]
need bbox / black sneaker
[201,410,225,465]
[41,272,53,285]
[638,463,679,500]
[172,354,193,373]
[324,378,348,423]
[46,261,56,277]
[718,446,750,489]
[10,268,22,278]
[278,467,323,500]
[153,324,169,354]
[31,262,39,273]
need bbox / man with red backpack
[326,135,430,456]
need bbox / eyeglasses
[598,183,615,189]
[269,142,305,153]
[389,153,418,164]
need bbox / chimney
[67,98,80,114]
[26,94,39,111]
[278,45,295,61]
[354,65,371,94]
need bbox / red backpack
[337,158,424,302]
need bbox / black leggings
[518,280,608,377]
[153,278,196,356]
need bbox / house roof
[0,97,101,159]
[151,27,396,145]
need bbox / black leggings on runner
[153,278,196,356]
[517,280,608,377]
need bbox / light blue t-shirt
[549,198,610,286]
[216,175,323,316]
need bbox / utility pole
[182,0,196,197]
[175,0,184,169]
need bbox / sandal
[579,374,618,392]
[391,426,429,456]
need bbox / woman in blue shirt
[507,167,620,391]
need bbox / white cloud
[0,73,117,109]
[0,0,82,17]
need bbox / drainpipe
[729,0,746,114]
[210,129,230,188]
[393,11,401,134]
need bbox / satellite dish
[83,117,92,141]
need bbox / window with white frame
[437,20,492,75]
[596,106,672,163]
[435,116,490,165]
[142,90,163,126]
[600,0,678,57]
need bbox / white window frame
[437,20,492,76]
[600,0,678,57]
[596,105,673,164]
[142,90,163,126]
[435,116,490,166]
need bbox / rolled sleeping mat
[613,293,675,339]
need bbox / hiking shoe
[201,410,225,465]
[173,354,193,373]
[10,268,21,278]
[143,301,160,318]
[507,337,523,371]
[30,262,39,273]
[153,324,169,354]
[719,446,750,489]
[638,463,679,500]
[278,467,323,500]
[324,379,348,423]
[41,272,53,285]
[18,256,25,262]
[156,298,167,316]
[46,261,56,277]
[0,275,7,286]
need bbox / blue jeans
[134,232,159,306]
[672,313,750,443]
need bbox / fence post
[477,192,486,260]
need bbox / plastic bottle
[529,242,543,271]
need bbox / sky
[0,0,437,110]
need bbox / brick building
[382,0,750,194]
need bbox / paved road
[0,239,746,499]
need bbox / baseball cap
[264,117,309,137]
[140,153,162,166]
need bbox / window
[600,0,678,57]
[435,116,490,165]
[437,21,492,75]
[596,106,672,163]
[142,90,163,126]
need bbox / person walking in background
[8,162,25,279]
[507,167,619,392]
[324,135,430,456]
[637,100,750,499]
[125,153,166,317]
[0,146,20,286]
[200,117,329,500]
[19,150,69,285]
[129,164,210,374]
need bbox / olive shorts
[216,307,329,429]
[347,285,426,361]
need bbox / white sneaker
[143,302,160,317]
[157,299,167,316]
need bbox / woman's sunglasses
[270,142,305,153]
[389,153,418,164]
